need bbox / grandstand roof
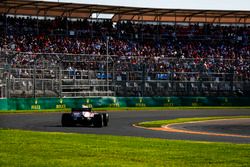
[1,0,250,24]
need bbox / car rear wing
[71,108,92,112]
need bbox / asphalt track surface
[166,118,250,136]
[0,109,250,143]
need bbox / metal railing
[0,52,249,97]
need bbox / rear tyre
[61,113,74,127]
[102,113,109,126]
[93,114,103,127]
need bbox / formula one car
[61,107,109,127]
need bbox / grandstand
[0,0,249,98]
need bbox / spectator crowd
[0,15,249,81]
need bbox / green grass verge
[1,106,250,113]
[137,116,250,128]
[0,129,249,167]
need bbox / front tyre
[102,113,109,126]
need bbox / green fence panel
[8,98,34,110]
[0,97,250,111]
[217,97,250,106]
[0,98,8,110]
[179,97,210,106]
[163,97,182,106]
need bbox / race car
[61,107,109,127]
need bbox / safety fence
[0,97,249,111]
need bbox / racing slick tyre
[102,113,109,126]
[93,114,103,127]
[61,113,74,127]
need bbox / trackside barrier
[0,97,250,111]
[0,98,8,110]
